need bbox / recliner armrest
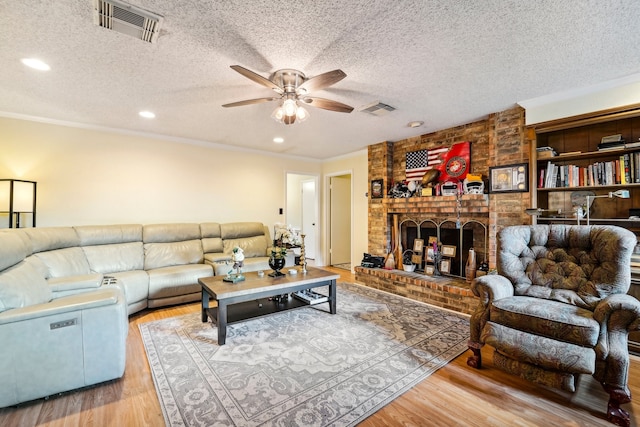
[471,274,514,306]
[0,287,124,325]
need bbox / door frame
[324,170,353,268]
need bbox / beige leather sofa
[0,221,285,407]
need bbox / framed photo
[413,238,424,253]
[425,266,435,275]
[370,179,384,198]
[411,254,423,265]
[489,163,529,193]
[441,245,456,257]
[428,236,438,245]
[440,259,451,274]
[426,248,434,262]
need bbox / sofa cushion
[75,224,142,245]
[82,242,144,273]
[144,240,203,270]
[223,235,268,258]
[0,231,30,271]
[220,222,267,239]
[143,223,201,243]
[147,264,212,299]
[34,247,91,278]
[108,270,149,307]
[200,222,221,238]
[23,227,80,253]
[491,296,599,347]
[202,237,224,254]
[0,261,51,312]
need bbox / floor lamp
[585,189,630,225]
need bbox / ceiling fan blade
[222,97,278,108]
[297,70,346,94]
[230,65,284,94]
[301,97,354,113]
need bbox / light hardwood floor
[1,266,638,426]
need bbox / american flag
[406,146,450,180]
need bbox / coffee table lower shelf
[203,295,325,325]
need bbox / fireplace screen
[399,218,487,278]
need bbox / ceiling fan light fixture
[283,99,297,117]
[271,106,285,122]
[283,114,296,125]
[296,105,309,122]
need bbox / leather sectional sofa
[0,221,288,407]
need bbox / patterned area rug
[139,282,469,426]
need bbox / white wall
[520,73,640,125]
[0,117,322,229]
[321,150,368,271]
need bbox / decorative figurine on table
[223,247,246,283]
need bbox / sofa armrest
[48,273,103,298]
[468,274,514,347]
[0,287,123,326]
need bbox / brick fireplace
[355,106,531,314]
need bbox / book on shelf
[558,151,582,156]
[625,141,640,149]
[540,155,640,188]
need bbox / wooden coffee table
[199,267,339,345]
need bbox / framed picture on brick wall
[489,163,529,193]
[370,179,384,198]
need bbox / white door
[329,174,351,265]
[301,180,317,259]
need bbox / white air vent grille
[94,0,163,43]
[360,101,396,116]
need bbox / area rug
[139,282,470,426]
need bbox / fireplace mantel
[384,194,489,216]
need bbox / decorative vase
[268,254,286,277]
[465,247,476,283]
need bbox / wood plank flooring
[1,266,638,426]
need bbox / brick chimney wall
[367,106,528,269]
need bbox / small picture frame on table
[425,265,435,275]
[441,245,456,257]
[440,259,451,274]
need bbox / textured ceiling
[1,0,640,159]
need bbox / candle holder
[300,233,307,274]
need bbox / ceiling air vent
[93,0,163,43]
[360,101,396,116]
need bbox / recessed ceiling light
[273,137,284,143]
[139,111,156,119]
[408,121,424,128]
[21,58,50,71]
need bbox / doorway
[286,173,319,261]
[328,173,352,268]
